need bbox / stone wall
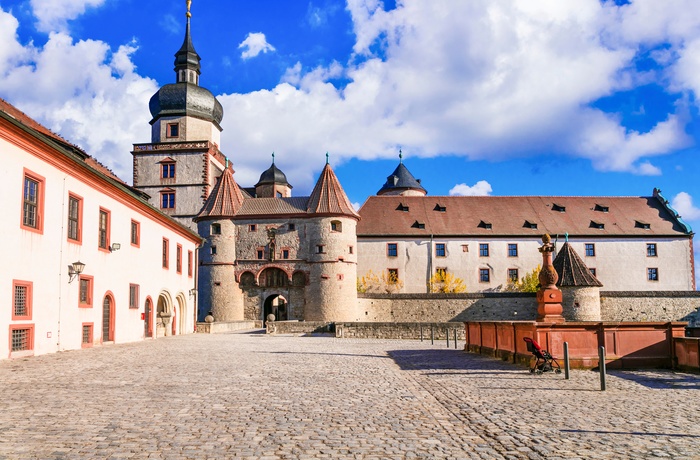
[357,291,700,323]
[266,321,334,335]
[336,322,465,340]
[600,291,700,322]
[196,320,260,334]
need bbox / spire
[195,167,245,220]
[307,163,359,218]
[399,148,403,164]
[553,242,603,287]
[174,0,201,84]
[377,156,427,196]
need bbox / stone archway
[156,292,173,338]
[144,297,153,338]
[264,294,288,322]
[176,294,187,335]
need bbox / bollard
[563,342,570,380]
[431,326,434,345]
[454,329,458,349]
[446,328,450,348]
[599,346,606,391]
[420,325,423,342]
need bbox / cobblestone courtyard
[0,331,699,459]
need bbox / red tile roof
[237,197,309,216]
[357,195,690,237]
[195,167,245,219]
[306,164,360,219]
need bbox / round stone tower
[194,165,246,322]
[553,241,603,321]
[304,162,361,322]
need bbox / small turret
[255,154,293,198]
[553,241,603,321]
[377,151,427,196]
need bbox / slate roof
[377,163,427,195]
[174,16,201,74]
[553,242,603,287]
[195,167,244,220]
[255,162,292,188]
[307,164,360,218]
[357,195,692,237]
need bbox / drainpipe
[193,243,200,329]
[427,234,433,293]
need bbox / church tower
[132,1,228,230]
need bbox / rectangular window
[161,191,175,209]
[387,243,398,257]
[282,249,289,259]
[435,243,446,257]
[129,284,139,309]
[176,244,182,273]
[508,244,518,257]
[188,250,193,277]
[507,269,519,283]
[131,220,140,247]
[288,223,295,231]
[349,246,354,254]
[12,280,33,320]
[585,243,595,257]
[21,169,45,233]
[331,221,341,232]
[82,323,93,348]
[161,163,175,178]
[257,249,263,259]
[211,223,221,234]
[316,245,325,254]
[98,208,110,250]
[436,267,447,277]
[249,224,257,232]
[166,123,179,138]
[589,268,597,276]
[10,326,34,352]
[479,243,489,257]
[211,246,218,255]
[162,238,169,268]
[479,268,490,283]
[79,275,94,308]
[647,268,659,281]
[67,194,82,242]
[387,269,399,284]
[647,243,657,257]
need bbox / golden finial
[186,0,192,18]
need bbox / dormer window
[635,221,651,230]
[552,203,566,212]
[166,123,179,138]
[478,220,492,230]
[411,221,425,229]
[434,204,446,212]
[524,220,538,229]
[396,203,409,212]
[590,221,605,230]
[594,204,609,213]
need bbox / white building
[1,98,202,360]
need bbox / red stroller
[523,337,561,375]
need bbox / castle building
[0,97,201,360]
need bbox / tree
[429,271,467,293]
[357,269,404,294]
[504,265,541,292]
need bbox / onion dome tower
[255,154,293,197]
[377,151,427,196]
[194,162,246,322]
[147,1,224,145]
[305,156,361,322]
[553,240,604,321]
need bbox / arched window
[261,268,288,288]
[240,272,255,286]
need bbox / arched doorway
[176,295,187,335]
[144,297,153,338]
[156,292,172,337]
[171,307,177,336]
[102,293,115,342]
[264,294,288,322]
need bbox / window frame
[130,220,140,247]
[387,243,398,257]
[585,243,595,257]
[20,168,46,234]
[176,244,183,274]
[249,224,257,232]
[282,249,290,260]
[81,323,94,348]
[331,220,342,232]
[12,280,33,321]
[162,238,169,269]
[188,250,193,277]
[166,123,179,139]
[98,208,111,252]
[647,267,659,281]
[161,162,176,179]
[435,243,446,258]
[507,269,519,283]
[129,284,140,309]
[646,243,657,257]
[67,193,83,243]
[160,190,176,209]
[479,268,490,283]
[387,268,400,285]
[507,243,518,257]
[589,268,597,277]
[9,324,34,354]
[78,275,94,308]
[211,223,222,235]
[479,243,489,257]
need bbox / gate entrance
[263,294,288,322]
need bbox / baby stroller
[523,337,561,374]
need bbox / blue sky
[1,0,700,285]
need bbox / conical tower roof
[377,162,427,195]
[307,163,359,219]
[174,13,201,76]
[195,166,244,220]
[553,242,603,287]
[255,162,292,188]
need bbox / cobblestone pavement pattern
[1,332,699,459]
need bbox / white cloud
[30,0,105,33]
[671,192,700,221]
[238,32,276,59]
[449,181,493,197]
[0,8,156,181]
